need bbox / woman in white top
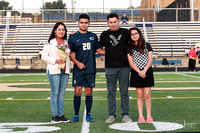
[42,22,70,123]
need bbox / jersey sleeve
[94,34,100,50]
[68,35,75,52]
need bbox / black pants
[188,59,196,71]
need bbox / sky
[4,0,142,11]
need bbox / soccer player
[68,14,104,122]
[99,13,132,123]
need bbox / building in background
[137,0,200,21]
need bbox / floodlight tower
[157,0,160,12]
[130,0,133,22]
[191,0,194,21]
[103,0,104,13]
[42,0,44,8]
[155,0,160,12]
[130,0,132,8]
[22,0,24,12]
[71,0,76,22]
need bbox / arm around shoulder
[96,46,105,55]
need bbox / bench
[152,60,182,71]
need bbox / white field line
[0,74,47,76]
[81,107,90,133]
[0,74,10,78]
[175,73,200,78]
[6,97,13,100]
[0,72,199,75]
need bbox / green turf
[0,90,200,132]
[10,82,200,88]
[0,72,200,132]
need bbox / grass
[9,82,200,88]
[0,72,200,132]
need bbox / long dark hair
[48,22,67,43]
[128,27,146,55]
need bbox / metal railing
[0,8,200,24]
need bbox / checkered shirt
[132,47,149,70]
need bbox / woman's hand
[56,59,64,64]
[138,71,146,78]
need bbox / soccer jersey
[68,31,100,74]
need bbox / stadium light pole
[103,0,104,13]
[157,0,160,12]
[42,0,44,8]
[71,0,76,23]
[130,0,132,8]
[191,0,194,21]
[130,0,133,22]
[22,0,24,12]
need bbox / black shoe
[59,115,70,123]
[51,116,62,123]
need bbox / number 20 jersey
[68,31,100,74]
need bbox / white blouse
[42,38,70,74]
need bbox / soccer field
[0,72,200,133]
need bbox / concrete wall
[2,56,200,70]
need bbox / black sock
[74,96,81,115]
[86,96,93,116]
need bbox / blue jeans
[122,20,128,24]
[48,70,69,117]
[105,67,131,117]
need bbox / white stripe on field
[81,107,90,133]
[6,97,13,100]
[176,73,200,78]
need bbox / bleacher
[1,22,200,69]
[152,23,200,57]
[135,24,160,57]
[0,23,109,69]
[1,23,120,58]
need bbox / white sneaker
[122,115,132,123]
[106,116,116,123]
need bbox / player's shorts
[72,73,95,87]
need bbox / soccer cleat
[51,116,62,123]
[59,115,70,123]
[146,116,153,122]
[86,115,94,122]
[138,116,145,123]
[122,115,132,123]
[71,115,79,122]
[106,116,116,123]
